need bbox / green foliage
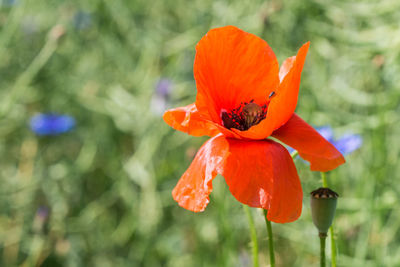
[0,0,399,266]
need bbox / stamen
[221,100,268,131]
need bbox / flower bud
[310,187,338,235]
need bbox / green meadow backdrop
[0,0,399,266]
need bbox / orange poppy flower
[163,26,345,223]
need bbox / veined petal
[172,134,229,212]
[163,103,242,138]
[163,103,220,137]
[194,25,279,125]
[279,56,296,82]
[272,114,345,172]
[268,42,310,130]
[221,138,303,223]
[231,42,310,140]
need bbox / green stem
[0,25,63,116]
[321,172,328,187]
[263,210,275,267]
[330,225,337,267]
[320,233,326,267]
[320,172,337,267]
[243,205,259,267]
[290,150,299,159]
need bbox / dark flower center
[221,100,268,131]
[310,187,339,199]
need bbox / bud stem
[263,209,275,267]
[330,226,337,267]
[320,234,326,267]
[320,172,338,267]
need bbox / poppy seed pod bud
[310,187,338,235]
[243,102,262,129]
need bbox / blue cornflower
[151,78,172,115]
[316,126,362,155]
[36,206,49,221]
[33,206,49,232]
[1,0,17,7]
[155,79,172,97]
[288,126,362,156]
[73,11,92,30]
[30,113,75,136]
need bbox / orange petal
[272,113,345,172]
[163,103,221,137]
[194,25,279,124]
[268,42,310,129]
[231,42,310,140]
[221,138,303,223]
[172,134,229,212]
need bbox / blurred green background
[0,0,399,266]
